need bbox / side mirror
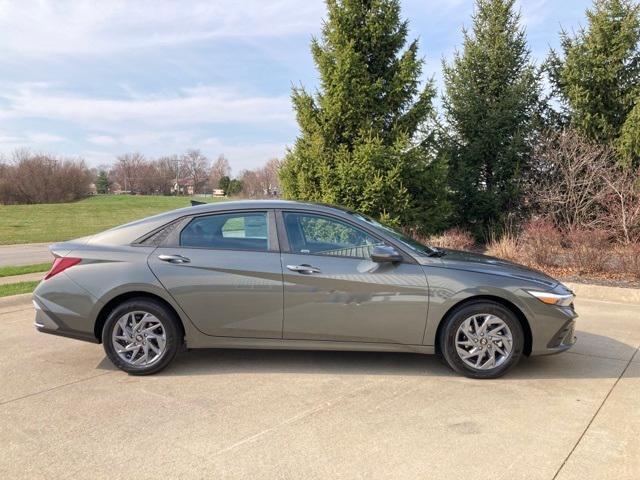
[371,245,403,263]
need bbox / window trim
[163,209,279,253]
[276,209,400,261]
[131,217,190,246]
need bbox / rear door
[148,210,284,338]
[278,210,429,345]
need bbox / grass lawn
[0,195,226,245]
[0,280,40,297]
[0,263,51,277]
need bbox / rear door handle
[158,254,191,264]
[286,264,321,274]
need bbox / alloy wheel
[454,314,513,370]
[112,311,167,367]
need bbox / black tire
[439,301,524,379]
[102,298,181,375]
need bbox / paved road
[0,296,638,479]
[0,243,51,267]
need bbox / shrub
[616,243,640,280]
[0,150,92,205]
[568,228,611,274]
[485,232,519,261]
[519,219,563,267]
[427,228,475,251]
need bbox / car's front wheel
[102,298,181,375]
[440,301,524,379]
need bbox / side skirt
[185,335,435,355]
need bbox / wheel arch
[94,291,186,343]
[434,295,532,356]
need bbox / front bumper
[528,303,578,355]
[541,318,577,354]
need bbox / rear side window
[180,212,269,251]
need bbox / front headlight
[526,290,575,307]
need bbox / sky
[0,0,592,174]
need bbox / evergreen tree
[227,179,243,196]
[280,0,449,232]
[442,0,541,235]
[95,170,111,194]
[218,175,231,193]
[548,0,640,167]
[618,99,640,165]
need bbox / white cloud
[87,135,117,146]
[0,81,293,171]
[0,130,67,152]
[0,0,325,56]
[200,138,287,173]
[81,133,287,173]
[0,83,294,128]
[517,0,553,27]
[27,133,66,143]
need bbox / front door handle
[158,254,191,264]
[286,264,321,274]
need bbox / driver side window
[283,212,382,259]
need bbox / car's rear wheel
[102,298,180,375]
[440,301,524,379]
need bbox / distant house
[212,189,225,197]
[172,179,194,196]
[110,182,126,194]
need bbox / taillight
[44,257,81,280]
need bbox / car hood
[425,249,559,289]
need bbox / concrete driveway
[0,296,638,480]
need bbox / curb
[564,282,640,305]
[0,293,33,310]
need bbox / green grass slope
[0,195,225,245]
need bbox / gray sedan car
[33,200,577,378]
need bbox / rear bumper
[32,272,101,344]
[33,299,99,343]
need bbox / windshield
[348,213,437,256]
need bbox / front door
[279,211,429,345]
[148,210,284,338]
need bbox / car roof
[84,200,357,246]
[183,199,356,217]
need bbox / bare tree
[137,162,160,195]
[113,152,146,193]
[600,165,640,244]
[262,158,281,195]
[155,156,180,195]
[181,149,210,194]
[527,130,610,231]
[240,169,262,197]
[210,154,231,190]
[238,158,282,198]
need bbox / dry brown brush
[0,150,92,204]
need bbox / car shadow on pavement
[95,330,638,379]
[168,348,456,377]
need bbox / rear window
[180,212,269,251]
